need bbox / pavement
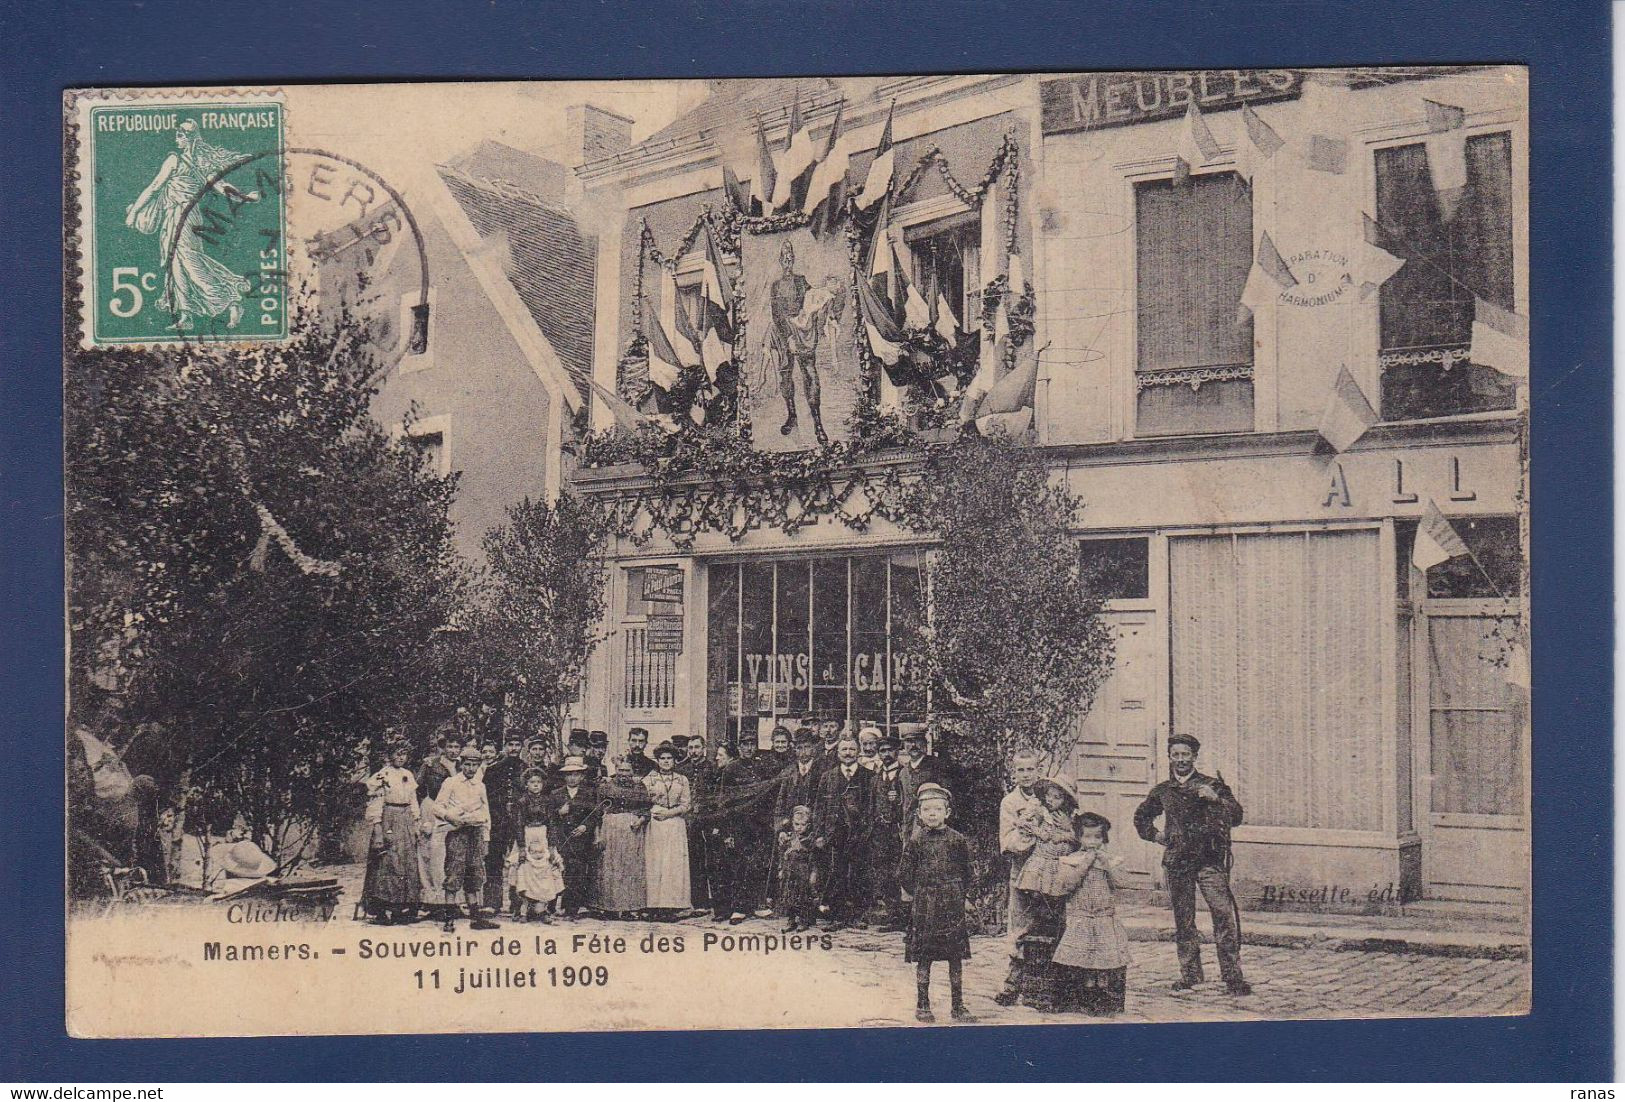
[311,861,1530,1025]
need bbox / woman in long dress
[595,758,651,918]
[641,743,692,917]
[123,119,259,330]
[361,742,423,924]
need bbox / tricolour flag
[659,265,702,369]
[698,220,734,338]
[772,94,819,213]
[857,273,905,368]
[1234,102,1285,183]
[1238,230,1297,323]
[751,114,777,215]
[855,99,896,211]
[589,378,654,433]
[1413,500,1470,573]
[642,298,686,391]
[806,103,851,238]
[933,289,959,343]
[1470,298,1530,378]
[1174,101,1222,185]
[1302,133,1349,174]
[1356,213,1406,302]
[1424,98,1467,133]
[721,164,750,215]
[1316,365,1379,453]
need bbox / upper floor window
[407,429,447,476]
[905,213,982,335]
[1134,172,1254,437]
[1374,132,1517,421]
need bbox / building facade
[567,69,1529,908]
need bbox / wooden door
[1069,609,1163,887]
[1417,601,1528,903]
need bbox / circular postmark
[169,146,430,372]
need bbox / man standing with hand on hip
[1134,733,1251,996]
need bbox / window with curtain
[1373,132,1517,421]
[1134,172,1255,437]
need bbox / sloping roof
[436,156,596,403]
[629,78,846,157]
[444,140,571,201]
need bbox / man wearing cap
[723,736,779,919]
[810,735,878,929]
[1134,733,1250,996]
[626,727,657,779]
[548,755,602,917]
[868,734,915,931]
[586,731,613,783]
[814,718,843,777]
[482,731,527,914]
[675,734,716,913]
[994,747,1043,1005]
[435,748,499,932]
[902,728,944,790]
[774,728,824,834]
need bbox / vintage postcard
[64,67,1531,1039]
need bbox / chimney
[566,103,634,167]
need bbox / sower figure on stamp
[993,747,1043,1006]
[1133,733,1251,996]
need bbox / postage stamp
[75,92,287,346]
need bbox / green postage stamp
[73,91,287,346]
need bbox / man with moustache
[810,735,878,929]
[481,731,527,914]
[868,734,916,932]
[626,726,657,778]
[1134,733,1251,996]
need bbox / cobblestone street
[320,862,1528,1027]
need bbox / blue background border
[1,0,1610,1081]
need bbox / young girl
[777,804,819,932]
[1050,811,1132,1015]
[1015,778,1080,899]
[897,783,975,1023]
[512,768,564,922]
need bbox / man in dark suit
[676,735,715,913]
[548,755,602,917]
[625,726,657,778]
[1134,733,1251,996]
[810,735,878,929]
[868,735,916,931]
[481,731,527,912]
[773,728,823,833]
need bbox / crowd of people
[361,723,1251,1021]
[360,718,951,937]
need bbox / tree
[472,493,610,754]
[66,309,478,870]
[899,433,1116,919]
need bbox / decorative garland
[581,126,1039,550]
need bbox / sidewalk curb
[1121,924,1528,961]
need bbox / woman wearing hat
[641,743,692,917]
[361,741,424,925]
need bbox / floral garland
[578,129,1038,550]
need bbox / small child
[512,768,564,922]
[1014,778,1080,898]
[777,805,820,932]
[897,783,975,1023]
[1050,811,1131,1015]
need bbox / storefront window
[708,553,927,748]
